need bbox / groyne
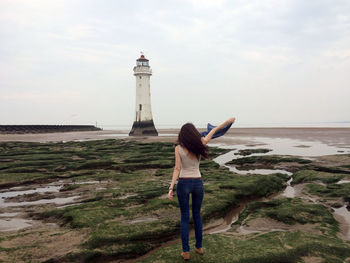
[0,125,101,134]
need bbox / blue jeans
[177,178,204,252]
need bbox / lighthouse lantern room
[129,54,158,136]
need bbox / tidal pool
[0,179,107,209]
[0,185,62,208]
[210,136,350,175]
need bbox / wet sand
[1,128,350,148]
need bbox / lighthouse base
[129,120,158,136]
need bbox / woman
[168,117,235,260]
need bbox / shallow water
[0,178,99,231]
[212,148,292,176]
[74,180,108,184]
[0,185,61,197]
[0,185,62,208]
[211,136,350,158]
[118,193,138,199]
[280,177,295,198]
[0,212,19,217]
[100,133,177,137]
[208,136,348,238]
[0,180,106,209]
[336,180,350,184]
[210,136,350,176]
[333,205,350,240]
[249,136,350,156]
[228,166,292,176]
[129,217,158,224]
[1,196,79,208]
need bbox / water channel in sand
[209,137,350,239]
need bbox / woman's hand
[168,189,173,201]
[227,117,236,124]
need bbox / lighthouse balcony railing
[133,67,152,75]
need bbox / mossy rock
[234,198,338,236]
[227,155,312,166]
[293,170,347,184]
[305,183,350,202]
[136,231,350,263]
[235,148,272,156]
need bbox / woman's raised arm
[202,117,235,145]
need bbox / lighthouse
[129,54,158,136]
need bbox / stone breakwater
[0,125,101,134]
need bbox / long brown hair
[177,123,208,159]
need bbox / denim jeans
[176,178,204,252]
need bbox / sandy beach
[1,128,350,149]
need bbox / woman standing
[168,117,235,260]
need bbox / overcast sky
[1,0,349,128]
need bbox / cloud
[0,0,349,126]
[44,25,102,41]
[2,91,81,104]
[185,0,227,9]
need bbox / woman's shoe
[195,247,204,255]
[181,252,190,260]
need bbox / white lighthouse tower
[129,54,158,136]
